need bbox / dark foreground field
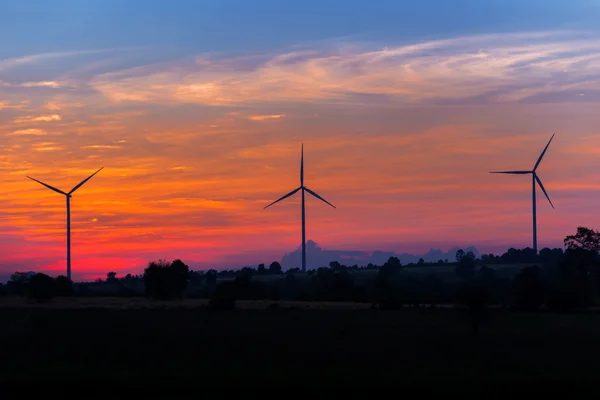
[1,299,600,396]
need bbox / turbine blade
[304,187,336,209]
[300,143,304,187]
[534,133,555,171]
[489,171,532,174]
[27,176,67,195]
[535,175,554,209]
[69,167,103,194]
[264,187,301,209]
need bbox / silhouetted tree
[564,227,600,252]
[456,249,466,263]
[257,264,266,275]
[418,258,425,265]
[28,273,55,303]
[500,247,538,264]
[538,247,564,273]
[329,261,343,270]
[269,262,282,275]
[557,227,600,308]
[456,251,476,279]
[143,259,190,300]
[380,257,402,277]
[513,266,545,311]
[188,270,205,285]
[238,267,255,282]
[204,269,218,286]
[309,268,363,301]
[107,272,117,282]
[54,275,73,296]
[6,272,31,296]
[372,257,404,308]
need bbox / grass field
[1,297,599,396]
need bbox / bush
[28,273,55,303]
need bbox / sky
[2,0,600,280]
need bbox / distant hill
[281,240,480,270]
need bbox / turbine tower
[27,167,104,280]
[490,134,555,253]
[264,144,335,272]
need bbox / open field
[1,298,600,395]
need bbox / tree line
[2,226,600,313]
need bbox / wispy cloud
[0,48,138,72]
[31,142,62,151]
[0,101,28,110]
[247,114,285,121]
[13,114,62,123]
[89,31,600,106]
[80,145,122,150]
[20,81,60,88]
[9,128,47,136]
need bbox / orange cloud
[80,145,122,150]
[248,114,285,121]
[13,114,62,123]
[9,128,47,136]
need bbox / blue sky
[1,0,598,58]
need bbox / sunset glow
[2,1,600,280]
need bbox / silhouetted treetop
[269,262,282,275]
[564,227,600,253]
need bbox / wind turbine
[490,134,555,253]
[27,167,104,280]
[264,144,335,272]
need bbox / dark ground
[1,300,599,397]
